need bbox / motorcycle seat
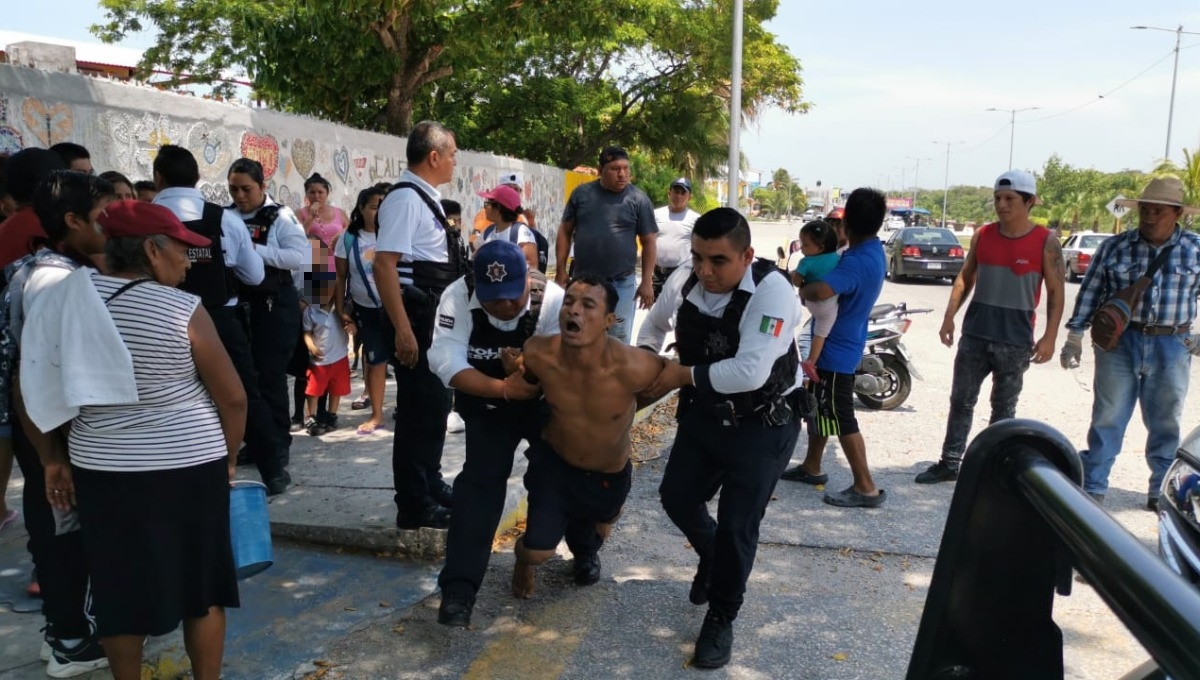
[869,303,896,320]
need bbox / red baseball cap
[97,199,211,247]
[478,184,522,212]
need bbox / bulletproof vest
[386,181,470,295]
[674,258,799,422]
[453,302,541,417]
[178,202,236,308]
[237,203,293,296]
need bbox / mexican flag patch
[759,315,785,337]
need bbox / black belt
[1128,322,1191,336]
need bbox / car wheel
[892,258,906,282]
[1068,266,1080,283]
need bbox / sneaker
[915,461,959,484]
[446,411,466,433]
[321,414,340,434]
[289,417,305,433]
[691,610,734,669]
[46,637,109,678]
[305,416,322,437]
[437,595,474,628]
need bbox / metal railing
[906,419,1200,680]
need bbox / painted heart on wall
[352,154,367,181]
[21,97,73,146]
[240,131,279,180]
[333,147,350,184]
[292,139,316,179]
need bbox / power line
[1024,48,1176,123]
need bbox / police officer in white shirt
[374,120,472,530]
[226,157,310,496]
[652,177,700,298]
[428,239,564,627]
[151,145,293,494]
[637,208,803,670]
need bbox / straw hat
[1115,176,1200,215]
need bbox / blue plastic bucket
[229,480,273,579]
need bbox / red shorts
[306,357,351,397]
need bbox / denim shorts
[351,304,390,367]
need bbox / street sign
[1106,195,1130,219]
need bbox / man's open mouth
[564,320,582,332]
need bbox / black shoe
[264,470,291,496]
[437,595,474,628]
[689,555,711,605]
[47,635,109,677]
[321,414,339,434]
[915,461,959,484]
[289,417,304,433]
[305,416,322,437]
[573,552,601,586]
[1147,496,1160,512]
[236,448,255,467]
[780,466,828,485]
[691,610,734,669]
[431,482,454,508]
[397,505,451,530]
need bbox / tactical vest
[386,181,470,295]
[238,203,295,297]
[453,302,542,418]
[179,202,237,308]
[674,258,799,425]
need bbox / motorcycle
[855,302,931,410]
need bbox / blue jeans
[1083,330,1192,497]
[607,273,637,345]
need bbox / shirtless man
[512,276,664,598]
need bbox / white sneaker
[40,639,50,662]
[46,637,109,678]
[446,411,465,433]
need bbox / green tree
[96,0,807,170]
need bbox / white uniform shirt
[428,277,565,387]
[480,223,537,248]
[302,304,350,366]
[155,187,265,306]
[232,197,309,275]
[377,170,448,284]
[637,263,802,394]
[653,206,700,269]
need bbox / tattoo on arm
[1046,235,1066,282]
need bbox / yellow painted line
[462,595,591,680]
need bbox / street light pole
[726,0,744,209]
[986,106,1040,169]
[933,141,962,228]
[906,156,929,208]
[1131,24,1200,162]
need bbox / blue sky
[8,1,1200,192]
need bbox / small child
[792,220,841,374]
[302,272,352,436]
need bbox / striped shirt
[1066,226,1200,332]
[69,275,228,472]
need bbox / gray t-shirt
[562,181,657,279]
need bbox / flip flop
[823,487,887,508]
[0,509,18,531]
[356,422,379,435]
[351,397,370,411]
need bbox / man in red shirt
[0,148,66,274]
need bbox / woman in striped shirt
[73,200,246,680]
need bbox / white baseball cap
[498,171,523,188]
[994,170,1037,197]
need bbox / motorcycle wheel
[856,354,911,410]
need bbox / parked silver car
[1062,232,1112,282]
[1159,425,1200,590]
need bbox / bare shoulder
[523,334,556,365]
[614,339,664,386]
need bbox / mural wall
[0,64,568,246]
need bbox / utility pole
[986,106,1040,169]
[933,141,963,228]
[726,0,744,209]
[1131,24,1200,162]
[906,156,930,208]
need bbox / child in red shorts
[302,275,351,436]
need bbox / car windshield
[902,229,959,246]
[1079,235,1108,249]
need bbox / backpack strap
[1143,244,1175,281]
[388,182,452,232]
[104,278,153,305]
[345,231,381,307]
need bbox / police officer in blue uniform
[427,239,565,627]
[227,157,309,495]
[638,207,803,669]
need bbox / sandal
[823,487,887,508]
[351,396,370,411]
[357,421,380,435]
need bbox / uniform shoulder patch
[759,315,784,337]
[438,314,455,329]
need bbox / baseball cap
[478,184,522,212]
[994,170,1037,197]
[598,146,629,167]
[670,177,692,192]
[497,171,523,188]
[97,199,211,247]
[473,240,528,302]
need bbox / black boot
[691,610,734,669]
